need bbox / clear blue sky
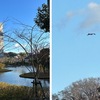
[0,0,47,24]
[52,0,100,94]
[0,0,47,53]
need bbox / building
[0,23,4,57]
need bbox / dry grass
[0,82,33,100]
[0,63,5,69]
[0,69,12,72]
[0,82,49,100]
[0,63,11,72]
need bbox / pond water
[0,66,49,87]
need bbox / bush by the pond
[0,82,49,100]
[0,63,11,72]
[0,63,5,69]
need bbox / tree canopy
[52,77,100,100]
[34,4,50,33]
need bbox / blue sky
[0,0,47,53]
[52,0,100,94]
[0,0,47,24]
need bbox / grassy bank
[0,69,12,72]
[0,82,32,100]
[0,63,11,72]
[0,82,49,100]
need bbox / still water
[0,66,49,87]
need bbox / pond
[0,66,49,87]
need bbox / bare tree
[3,20,50,99]
[3,20,49,71]
[53,77,100,100]
[52,93,59,100]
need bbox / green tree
[34,4,49,32]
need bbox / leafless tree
[52,93,59,100]
[3,19,49,72]
[2,19,50,99]
[52,77,100,100]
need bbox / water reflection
[0,66,49,87]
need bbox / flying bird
[87,33,96,36]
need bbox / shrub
[0,63,5,69]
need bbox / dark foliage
[6,52,17,57]
[34,4,50,32]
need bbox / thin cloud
[88,2,98,9]
[80,2,100,29]
[58,2,100,31]
[57,11,75,30]
[14,43,27,48]
[66,11,75,20]
[15,43,20,48]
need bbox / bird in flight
[87,33,96,36]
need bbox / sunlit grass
[0,82,33,100]
[0,82,49,100]
[0,63,5,69]
[0,63,11,72]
